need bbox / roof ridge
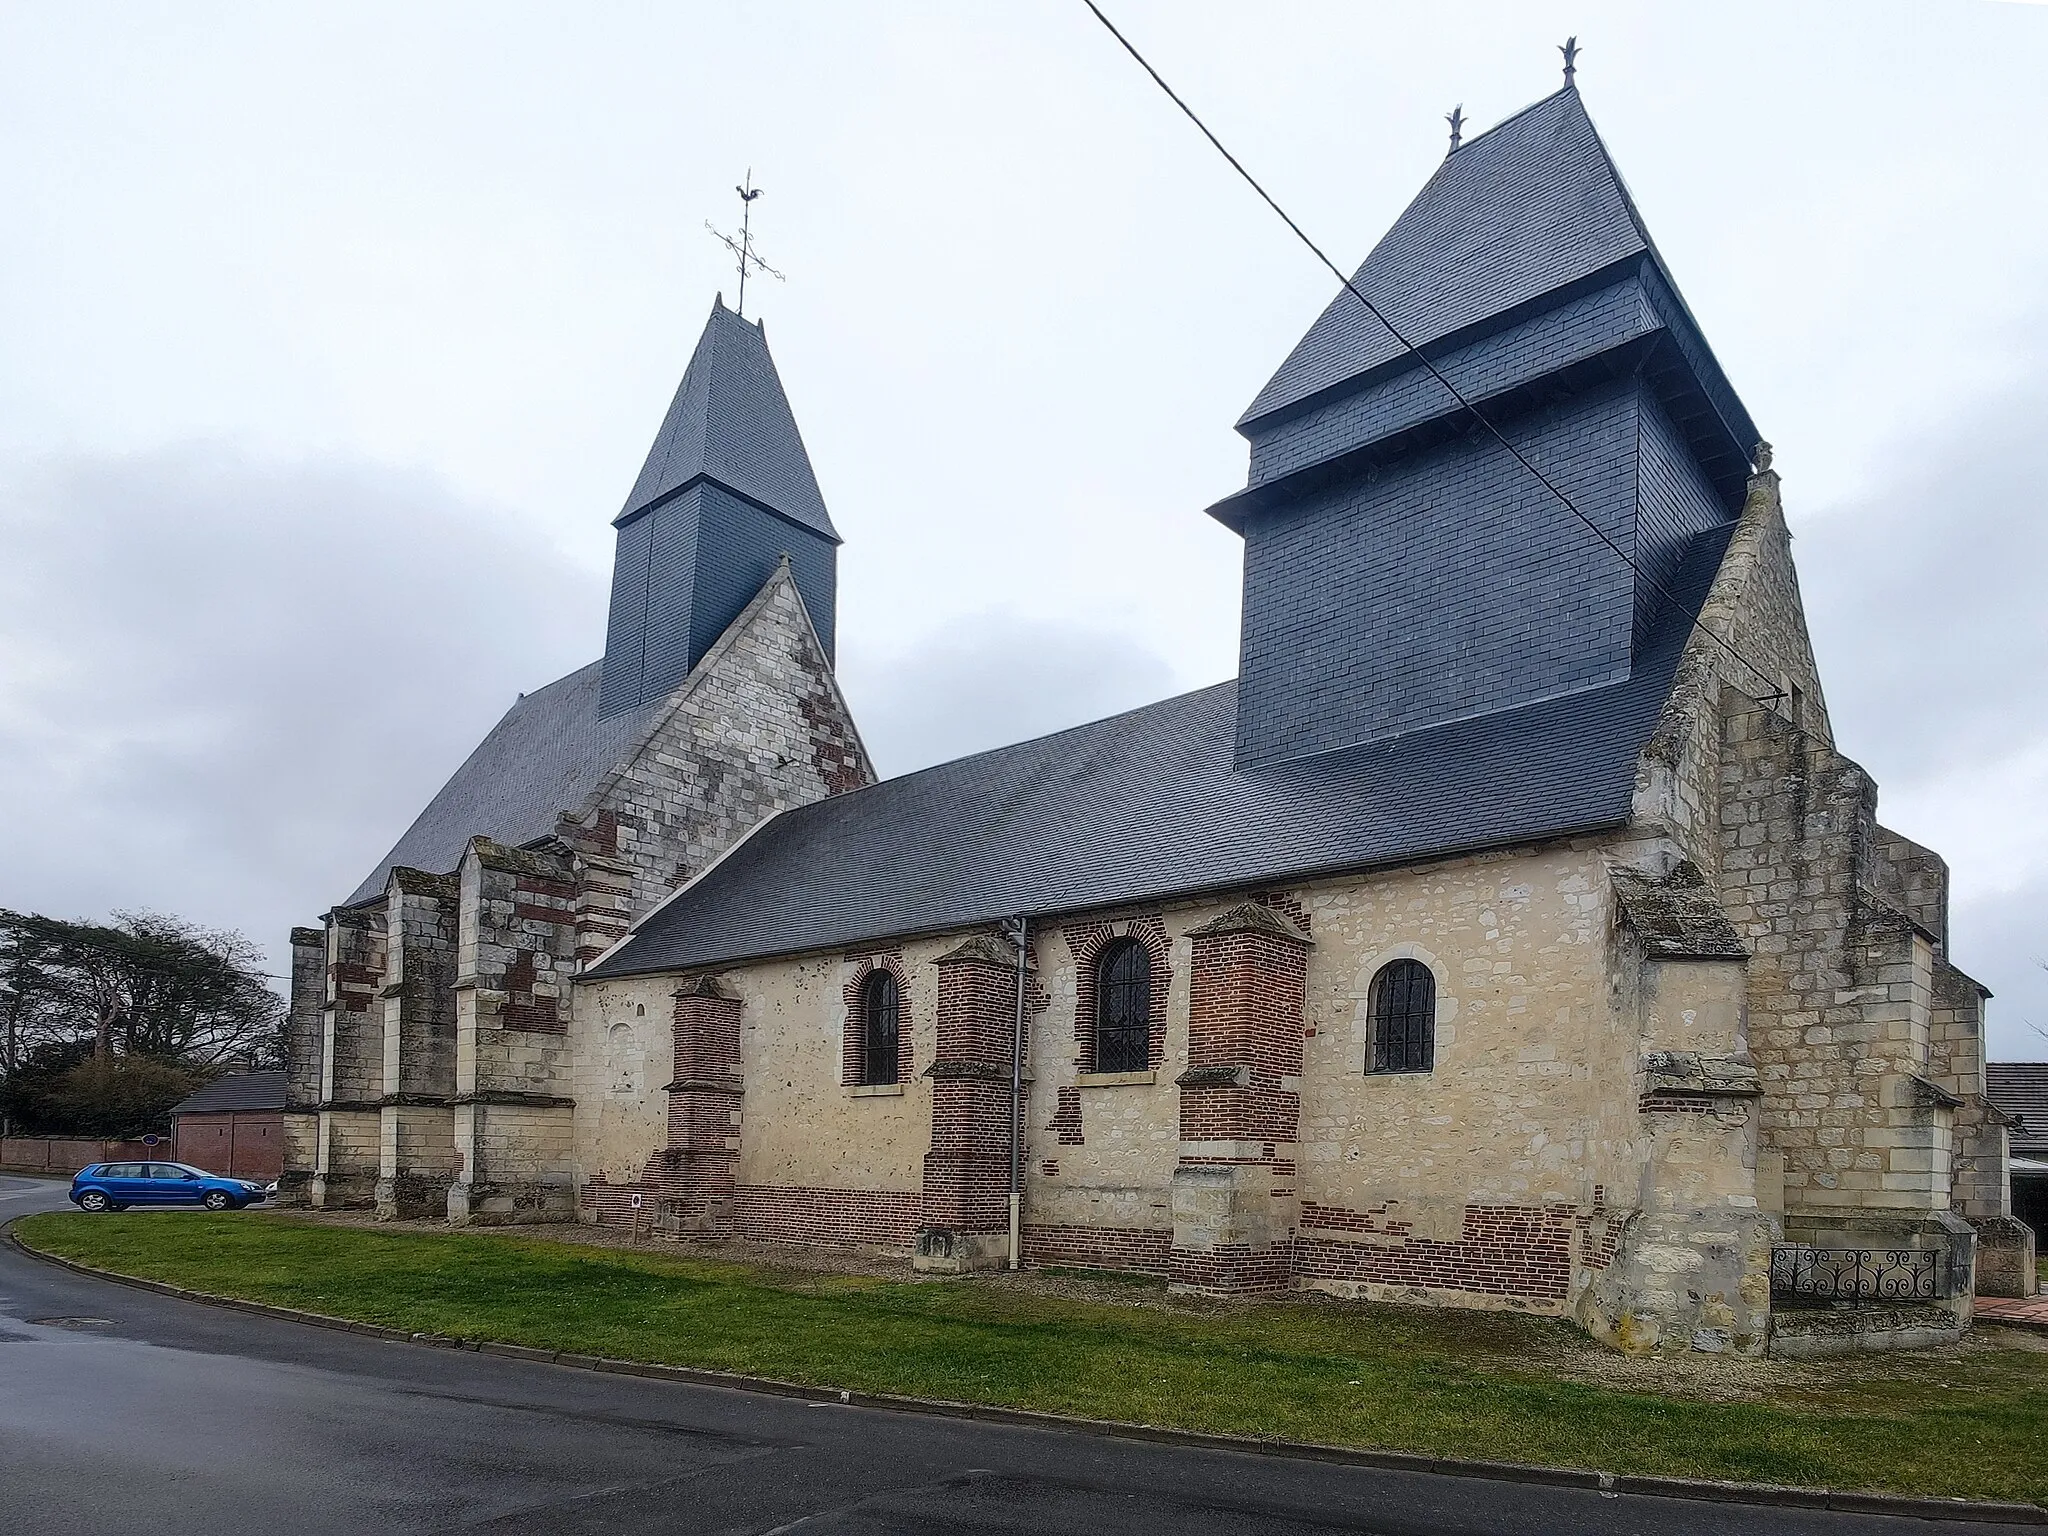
[1449,83,1577,157]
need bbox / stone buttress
[282,559,872,1219]
[375,868,459,1219]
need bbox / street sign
[630,1193,643,1209]
[141,1135,161,1147]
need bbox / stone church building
[283,81,2032,1354]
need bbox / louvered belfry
[1215,85,1759,767]
[599,297,842,720]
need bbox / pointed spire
[617,297,837,541]
[601,296,841,720]
[1560,36,1580,88]
[1240,88,1651,429]
[1445,104,1465,155]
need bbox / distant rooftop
[1988,1062,2048,1156]
[168,1071,287,1116]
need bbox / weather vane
[1560,36,1580,87]
[706,170,785,319]
[1446,104,1465,155]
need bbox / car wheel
[78,1190,110,1213]
[202,1190,235,1212]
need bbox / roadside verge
[8,1218,2044,1528]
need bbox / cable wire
[1081,0,1785,702]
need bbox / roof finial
[1560,36,1580,88]
[705,170,786,320]
[1445,104,1465,156]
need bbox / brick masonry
[1062,916,1170,1074]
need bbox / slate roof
[589,517,1735,978]
[1240,88,1713,435]
[618,298,838,541]
[169,1071,287,1116]
[345,661,658,906]
[1988,1063,2048,1157]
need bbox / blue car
[69,1160,272,1213]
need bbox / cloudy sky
[3,2,2046,1057]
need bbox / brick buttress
[1170,902,1312,1294]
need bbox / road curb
[7,1222,2044,1527]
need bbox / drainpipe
[1004,916,1029,1271]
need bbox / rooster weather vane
[707,170,784,319]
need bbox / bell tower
[1214,86,1758,768]
[598,297,841,720]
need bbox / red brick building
[169,1072,286,1180]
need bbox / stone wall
[281,562,873,1212]
[1290,843,1638,1317]
[1627,461,1988,1326]
[573,944,936,1248]
[563,563,871,918]
[578,850,1688,1325]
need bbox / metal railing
[1769,1244,1947,1304]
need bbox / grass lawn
[14,1211,2048,1505]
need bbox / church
[281,77,2033,1356]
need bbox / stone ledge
[1175,1065,1250,1090]
[923,1059,1013,1083]
[1078,1070,1157,1088]
[1641,1052,1761,1100]
[848,1083,905,1098]
[449,1091,574,1109]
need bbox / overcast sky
[3,2,2046,1058]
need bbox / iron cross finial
[706,169,785,320]
[1446,104,1465,155]
[1560,36,1580,87]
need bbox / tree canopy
[0,909,283,1137]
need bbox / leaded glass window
[1369,959,1435,1073]
[1094,939,1151,1073]
[861,970,900,1084]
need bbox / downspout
[1004,916,1029,1271]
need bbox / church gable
[1633,456,1833,860]
[567,557,872,916]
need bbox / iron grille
[1768,1244,1946,1304]
[1370,959,1436,1074]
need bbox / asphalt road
[0,1174,2031,1536]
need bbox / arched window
[1094,938,1151,1073]
[860,970,900,1085]
[1369,959,1435,1074]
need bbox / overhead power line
[1081,1,1786,704]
